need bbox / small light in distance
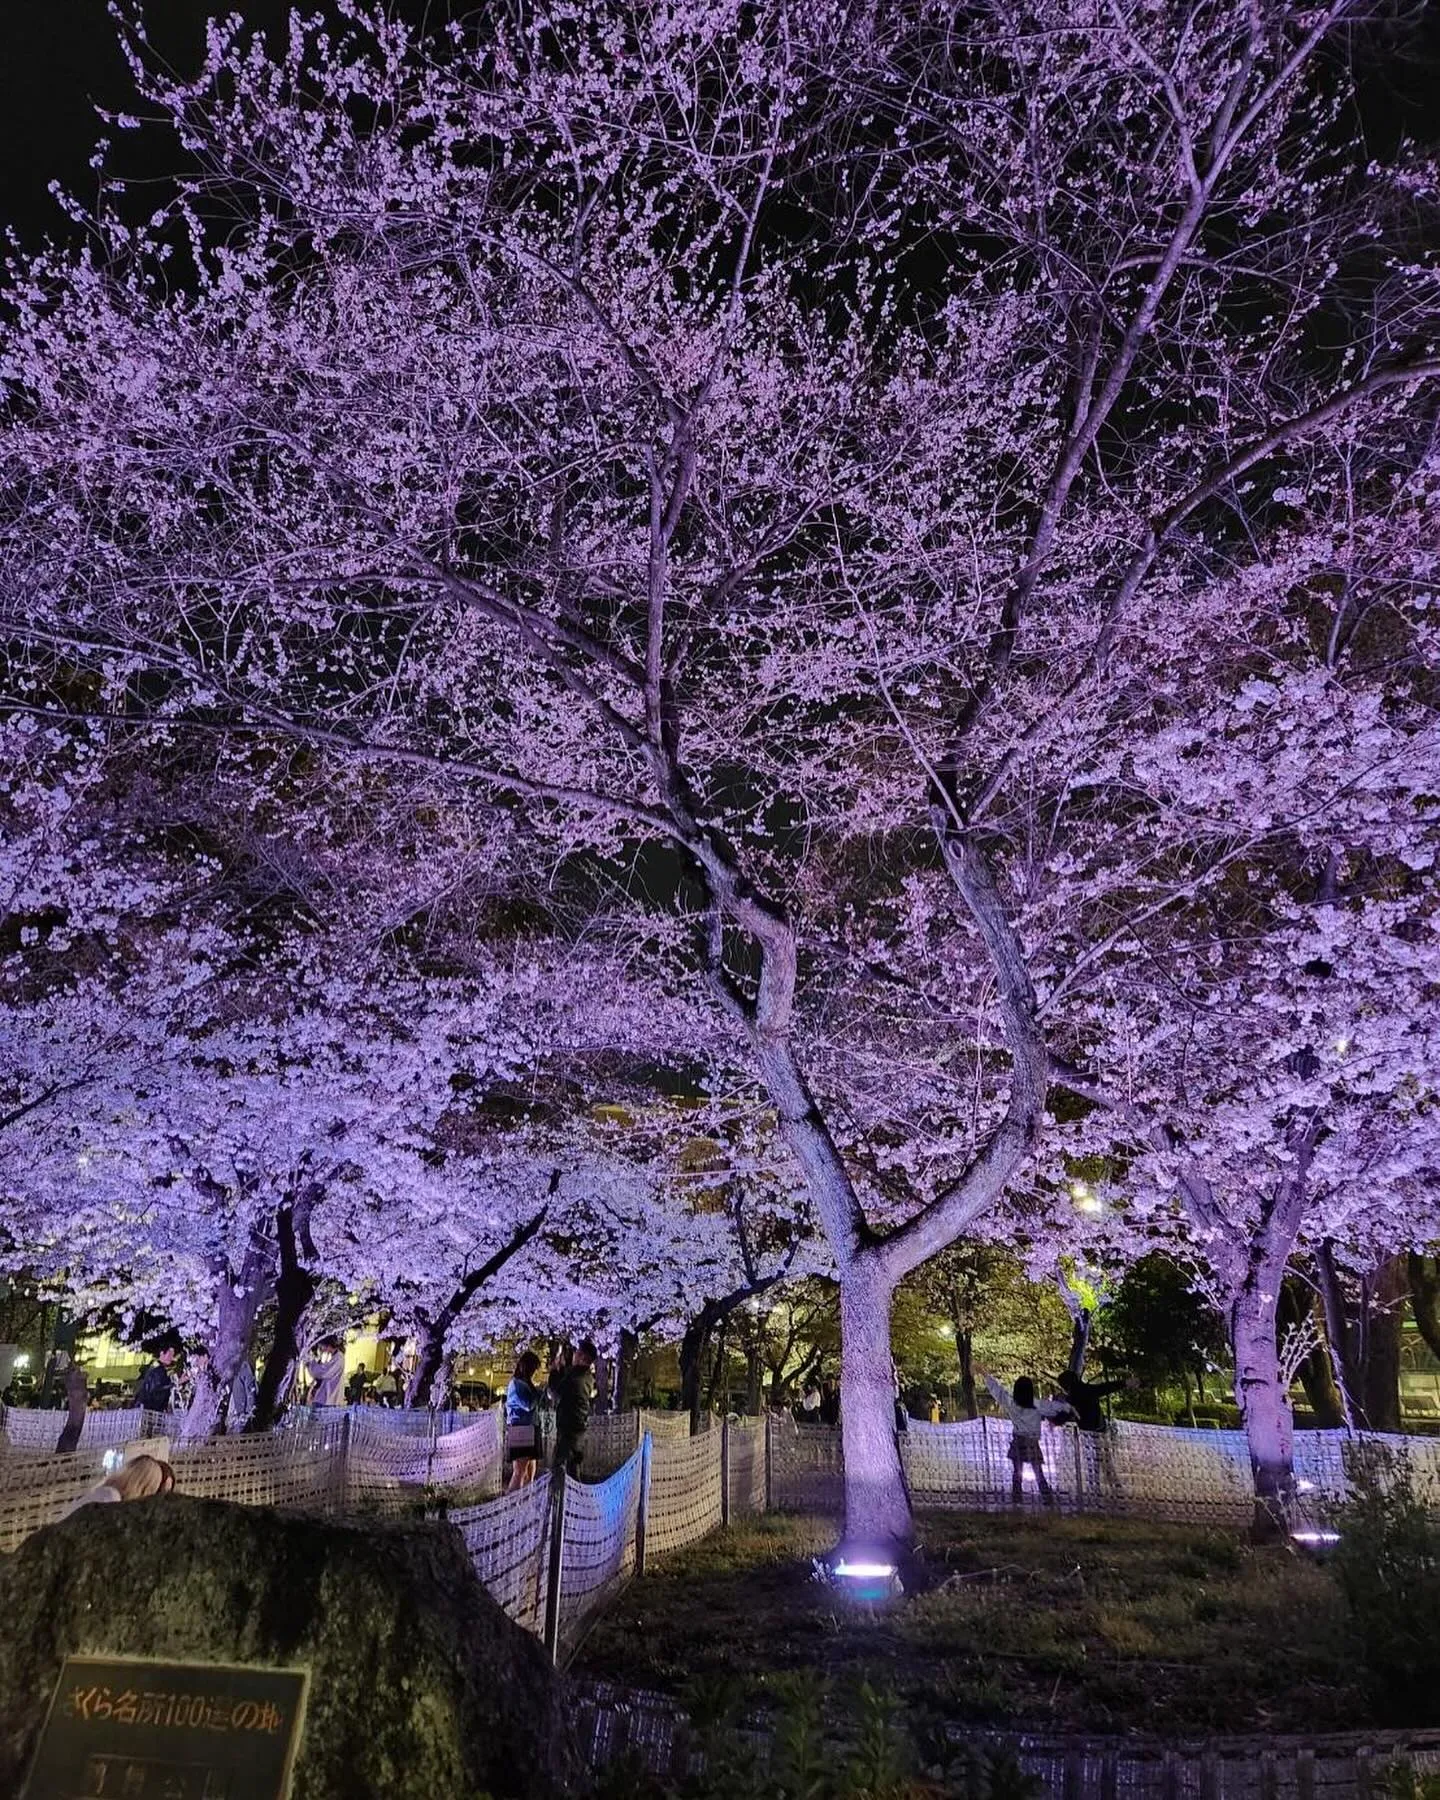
[833,1559,898,1580]
[1291,1527,1341,1548]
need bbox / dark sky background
[2,3,1437,243]
[0,1,447,243]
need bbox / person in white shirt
[983,1371,1076,1506]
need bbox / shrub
[1329,1444,1440,1725]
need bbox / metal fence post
[332,1411,352,1516]
[764,1412,774,1514]
[1072,1426,1085,1507]
[720,1416,731,1528]
[634,1433,653,1577]
[542,1467,568,1665]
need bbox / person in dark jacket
[550,1339,596,1477]
[134,1342,180,1415]
[1055,1369,1133,1432]
[1056,1368,1135,1495]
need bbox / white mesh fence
[8,1398,1440,1676]
[639,1409,694,1442]
[726,1418,767,1518]
[2,1406,167,1450]
[451,1475,554,1638]
[0,1445,113,1550]
[295,1404,467,1436]
[170,1423,346,1513]
[645,1429,723,1559]
[556,1447,646,1655]
[429,1410,503,1495]
[767,1417,845,1512]
[585,1411,643,1479]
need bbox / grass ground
[575,1511,1367,1737]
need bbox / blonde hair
[106,1455,176,1501]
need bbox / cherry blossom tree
[2,0,1437,1548]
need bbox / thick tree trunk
[615,1327,640,1414]
[837,1257,912,1552]
[706,1320,730,1416]
[1317,1244,1406,1431]
[1361,1254,1406,1434]
[745,1345,764,1416]
[183,1238,273,1441]
[679,1307,713,1436]
[957,1329,977,1420]
[1231,1284,1295,1540]
[1410,1254,1440,1363]
[248,1201,316,1434]
[1316,1241,1362,1427]
[54,1362,87,1454]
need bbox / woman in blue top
[505,1349,544,1491]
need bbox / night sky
[0,1,445,244]
[3,3,1437,248]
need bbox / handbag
[505,1423,536,1453]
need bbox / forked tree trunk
[183,1237,273,1441]
[1231,1283,1295,1540]
[406,1200,551,1408]
[837,1257,912,1551]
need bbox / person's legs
[1032,1449,1056,1508]
[1010,1452,1023,1504]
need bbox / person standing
[303,1339,346,1408]
[505,1350,545,1491]
[54,1355,88,1453]
[134,1340,180,1417]
[1056,1368,1135,1493]
[550,1339,596,1478]
[983,1370,1076,1506]
[818,1380,840,1427]
[345,1361,370,1406]
[799,1382,821,1423]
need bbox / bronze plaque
[21,1656,308,1800]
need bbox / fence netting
[2,1406,167,1450]
[726,1418,767,1518]
[646,1429,723,1559]
[6,1403,1440,1672]
[451,1475,554,1638]
[555,1448,647,1657]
